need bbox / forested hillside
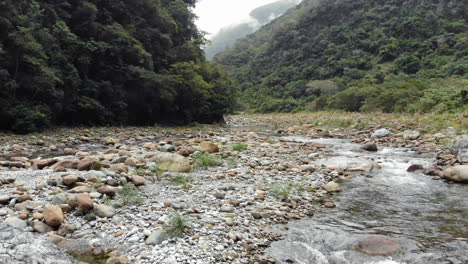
[204,0,300,60]
[215,0,468,113]
[0,0,237,133]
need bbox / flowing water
[267,137,468,264]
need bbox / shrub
[164,210,190,237]
[192,153,223,168]
[118,183,143,205]
[231,142,248,151]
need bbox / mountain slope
[215,0,467,113]
[0,0,237,133]
[204,0,301,60]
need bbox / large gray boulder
[0,222,83,264]
[371,128,391,138]
[150,152,192,173]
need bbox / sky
[193,0,280,38]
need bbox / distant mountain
[215,0,468,113]
[204,0,301,60]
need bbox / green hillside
[215,0,468,113]
[0,0,237,133]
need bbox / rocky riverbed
[0,114,467,264]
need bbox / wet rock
[403,130,421,140]
[442,165,468,183]
[371,128,391,138]
[94,204,116,218]
[362,143,378,152]
[199,141,219,153]
[453,138,468,163]
[314,157,376,172]
[407,164,424,172]
[150,152,192,173]
[33,221,54,233]
[77,193,94,212]
[44,205,64,227]
[322,181,341,192]
[5,217,28,229]
[145,230,169,245]
[357,236,401,255]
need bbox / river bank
[0,113,466,264]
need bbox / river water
[267,137,468,264]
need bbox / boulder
[371,128,391,138]
[51,159,78,170]
[362,143,377,152]
[145,230,169,245]
[314,157,377,172]
[94,204,116,218]
[32,159,58,170]
[322,181,341,192]
[403,130,421,140]
[77,193,94,212]
[44,205,64,227]
[357,236,401,255]
[453,138,468,163]
[77,157,101,171]
[5,217,27,229]
[442,165,468,183]
[130,175,146,186]
[33,221,54,233]
[97,186,117,197]
[151,152,192,173]
[199,141,219,153]
[407,164,424,172]
[62,175,78,185]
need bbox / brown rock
[97,186,117,197]
[357,236,401,255]
[32,212,44,220]
[77,157,101,171]
[57,224,76,236]
[177,148,195,157]
[130,175,146,186]
[77,193,94,212]
[17,195,32,202]
[199,141,219,153]
[51,159,78,170]
[44,205,64,227]
[114,230,125,237]
[32,159,58,170]
[407,164,424,172]
[62,175,78,185]
[106,256,129,264]
[33,221,54,233]
[362,143,378,152]
[110,164,128,174]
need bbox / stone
[94,204,116,218]
[17,195,32,202]
[32,212,44,220]
[104,137,120,145]
[0,195,11,204]
[322,181,341,192]
[110,164,128,174]
[403,130,421,140]
[106,256,129,264]
[5,217,27,229]
[51,159,78,170]
[63,175,79,185]
[151,152,192,173]
[0,209,8,216]
[407,164,424,172]
[32,159,58,170]
[213,192,225,199]
[77,157,101,171]
[130,175,146,186]
[44,205,64,227]
[57,224,76,236]
[442,165,468,183]
[124,157,139,167]
[14,201,46,211]
[33,221,54,233]
[314,157,377,172]
[69,186,92,193]
[453,138,468,163]
[362,143,378,152]
[371,128,391,138]
[357,236,401,255]
[220,204,235,213]
[145,230,169,245]
[97,186,117,197]
[0,221,81,263]
[64,148,76,155]
[77,193,94,212]
[199,141,219,153]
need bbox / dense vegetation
[0,0,237,133]
[204,0,300,60]
[215,0,468,114]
